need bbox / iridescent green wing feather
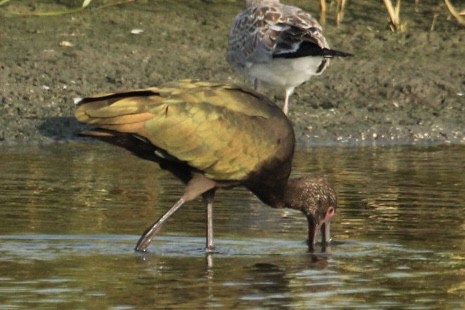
[75,81,292,181]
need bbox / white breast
[247,56,325,88]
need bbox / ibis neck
[247,178,306,211]
[248,181,287,209]
[244,157,294,209]
[250,179,312,213]
[282,178,307,212]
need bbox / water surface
[0,144,464,308]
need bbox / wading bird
[227,0,352,114]
[74,80,337,252]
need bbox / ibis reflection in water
[74,80,337,252]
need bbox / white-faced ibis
[227,0,352,114]
[74,80,337,252]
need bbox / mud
[0,0,464,145]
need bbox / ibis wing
[76,81,292,181]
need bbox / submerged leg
[203,189,216,252]
[135,198,185,252]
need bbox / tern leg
[282,87,295,115]
[253,78,259,91]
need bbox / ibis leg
[135,198,185,252]
[203,190,216,252]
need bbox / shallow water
[0,143,464,309]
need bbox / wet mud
[0,0,464,145]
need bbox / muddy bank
[0,0,464,146]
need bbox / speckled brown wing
[75,80,293,181]
[272,6,329,55]
[227,1,329,72]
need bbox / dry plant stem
[430,13,439,31]
[383,0,405,32]
[444,0,465,25]
[336,0,347,26]
[383,0,397,23]
[320,0,327,24]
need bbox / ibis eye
[327,207,335,216]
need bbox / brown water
[0,143,464,309]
